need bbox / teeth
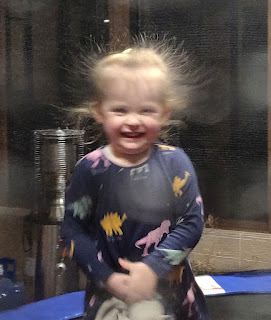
[123,132,143,137]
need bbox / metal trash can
[24,129,85,301]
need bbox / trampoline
[197,270,271,320]
[0,270,270,320]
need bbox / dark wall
[136,0,268,221]
[2,0,109,207]
[2,0,268,223]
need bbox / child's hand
[106,272,130,301]
[118,258,158,304]
[106,272,143,303]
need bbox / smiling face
[94,67,170,165]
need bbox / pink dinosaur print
[182,282,196,318]
[196,195,204,216]
[135,220,171,257]
[97,251,103,262]
[85,149,111,168]
[89,295,96,307]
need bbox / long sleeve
[61,158,114,285]
[143,149,204,278]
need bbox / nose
[125,113,140,127]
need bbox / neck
[103,145,152,167]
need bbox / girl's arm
[143,149,204,278]
[61,159,114,285]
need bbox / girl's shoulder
[75,147,112,172]
[154,143,195,172]
[155,142,188,159]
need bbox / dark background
[1,0,268,225]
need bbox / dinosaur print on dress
[68,195,93,220]
[169,265,186,285]
[156,144,176,151]
[130,163,149,180]
[97,251,103,262]
[182,282,196,318]
[85,149,111,168]
[159,248,192,265]
[135,220,171,257]
[172,171,190,197]
[196,195,204,216]
[100,212,127,237]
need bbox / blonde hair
[91,49,168,106]
[65,36,196,148]
[74,35,193,115]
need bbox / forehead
[99,67,167,102]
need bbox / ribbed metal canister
[34,129,85,222]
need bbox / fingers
[106,273,129,296]
[108,262,156,304]
[118,258,132,271]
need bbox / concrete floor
[207,294,271,320]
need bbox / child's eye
[141,108,155,114]
[112,107,127,114]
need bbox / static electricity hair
[64,35,201,148]
[72,35,195,117]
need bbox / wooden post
[108,0,130,51]
[0,4,8,205]
[268,0,271,232]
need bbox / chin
[122,146,150,157]
[122,148,144,155]
[117,141,153,156]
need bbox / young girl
[62,43,211,319]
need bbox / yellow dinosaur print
[156,144,176,151]
[173,172,190,197]
[69,240,75,258]
[100,212,127,236]
[169,265,186,285]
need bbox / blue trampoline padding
[1,271,271,319]
[211,270,271,296]
[0,291,85,320]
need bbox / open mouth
[122,132,145,139]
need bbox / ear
[92,103,104,124]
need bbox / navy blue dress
[62,143,211,319]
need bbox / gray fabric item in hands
[94,297,172,320]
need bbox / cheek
[103,119,120,136]
[145,119,161,134]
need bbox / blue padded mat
[0,291,85,320]
[210,270,271,296]
[1,271,271,319]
